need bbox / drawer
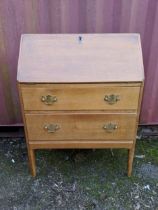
[25,112,137,141]
[21,84,140,111]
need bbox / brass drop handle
[41,95,57,105]
[103,123,118,133]
[44,124,60,133]
[104,94,120,105]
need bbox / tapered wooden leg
[28,148,36,177]
[128,148,135,177]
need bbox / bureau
[17,34,144,177]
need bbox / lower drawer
[25,112,137,141]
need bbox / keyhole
[78,36,82,43]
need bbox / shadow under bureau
[17,34,144,176]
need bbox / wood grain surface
[29,140,133,149]
[25,112,137,141]
[21,83,141,111]
[17,34,144,83]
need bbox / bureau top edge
[17,81,143,87]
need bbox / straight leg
[128,147,135,177]
[28,147,36,177]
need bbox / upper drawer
[20,84,140,111]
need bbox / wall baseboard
[0,126,24,138]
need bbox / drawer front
[21,84,140,111]
[25,113,137,141]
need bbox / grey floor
[0,136,158,210]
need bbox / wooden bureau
[17,34,144,177]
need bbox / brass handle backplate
[104,94,120,105]
[44,124,60,133]
[41,95,57,105]
[103,123,118,133]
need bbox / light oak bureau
[17,34,144,177]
